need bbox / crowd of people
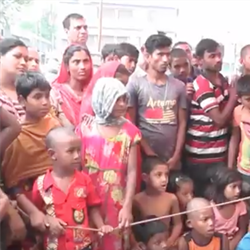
[1,12,250,250]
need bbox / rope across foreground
[19,195,249,233]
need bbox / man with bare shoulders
[63,13,88,45]
[133,156,182,249]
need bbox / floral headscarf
[92,77,128,125]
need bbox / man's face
[65,18,88,45]
[147,47,171,74]
[201,46,222,72]
[170,56,190,81]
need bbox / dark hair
[101,43,117,60]
[62,13,84,29]
[195,38,219,58]
[63,44,91,66]
[132,215,167,244]
[16,71,51,99]
[167,171,193,193]
[145,34,172,54]
[142,156,166,174]
[209,168,242,204]
[173,41,192,50]
[240,44,250,58]
[0,38,27,56]
[115,64,130,76]
[114,43,139,60]
[237,75,250,97]
[170,48,188,59]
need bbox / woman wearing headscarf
[50,44,93,126]
[80,61,130,120]
[76,77,141,250]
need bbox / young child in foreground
[228,74,250,185]
[32,127,113,250]
[206,168,248,250]
[132,215,168,250]
[133,156,182,249]
[178,198,229,250]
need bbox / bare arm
[172,108,187,162]
[222,234,230,250]
[167,195,183,246]
[177,236,189,250]
[0,106,21,155]
[0,189,9,221]
[229,214,248,250]
[89,206,104,228]
[228,126,240,169]
[124,145,137,209]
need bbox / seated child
[228,74,250,184]
[32,127,113,250]
[178,197,229,250]
[132,215,168,250]
[236,232,250,250]
[167,172,193,232]
[133,156,182,249]
[208,168,248,250]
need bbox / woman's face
[0,46,28,77]
[27,48,40,72]
[68,50,92,81]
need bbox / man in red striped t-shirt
[185,39,237,196]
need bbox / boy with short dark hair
[101,43,118,63]
[178,198,229,250]
[114,42,139,73]
[132,215,168,250]
[133,156,182,249]
[228,74,250,184]
[2,71,61,249]
[32,127,113,250]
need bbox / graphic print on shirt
[73,209,85,224]
[144,97,176,124]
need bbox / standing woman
[0,38,28,120]
[50,44,93,126]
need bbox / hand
[118,206,132,228]
[167,155,180,170]
[45,216,67,237]
[30,210,47,232]
[186,82,194,98]
[132,242,146,250]
[98,224,113,236]
[0,193,9,221]
[228,85,237,101]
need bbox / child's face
[176,181,194,210]
[170,56,190,82]
[147,232,167,250]
[22,88,51,119]
[120,55,137,73]
[188,208,215,237]
[240,95,250,109]
[111,95,128,118]
[147,164,168,192]
[224,181,241,201]
[51,134,81,171]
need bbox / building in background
[56,0,179,52]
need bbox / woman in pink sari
[80,61,130,120]
[50,44,93,126]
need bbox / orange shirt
[184,232,223,250]
[32,169,101,250]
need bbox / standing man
[185,38,237,196]
[127,34,187,170]
[63,13,88,45]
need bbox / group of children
[0,69,249,250]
